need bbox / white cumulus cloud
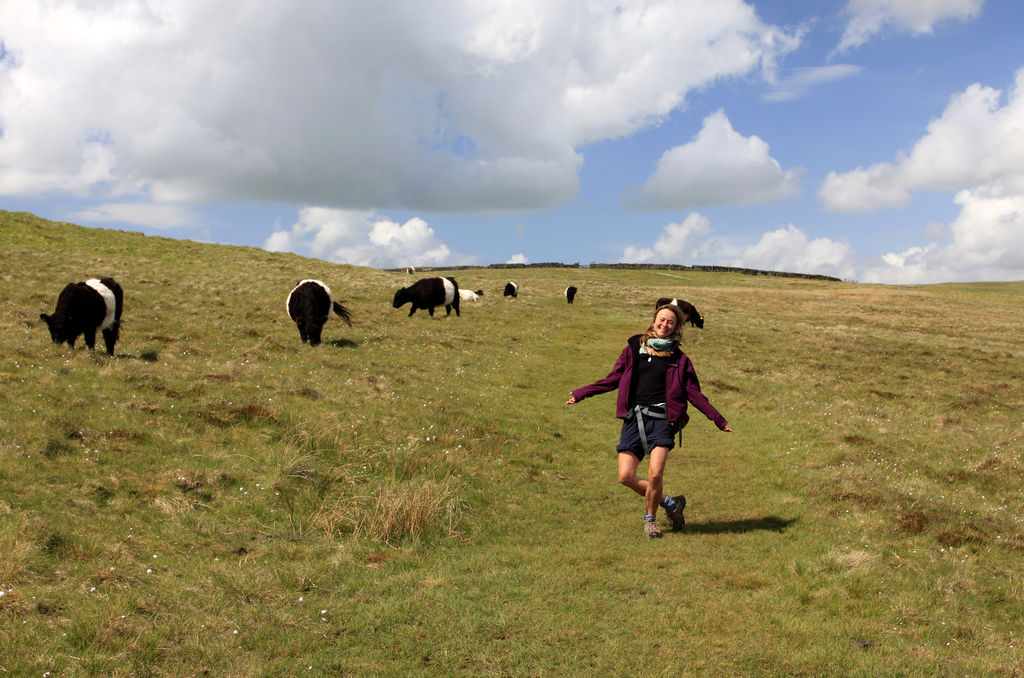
[823,69,1024,212]
[621,217,860,281]
[265,207,460,268]
[820,68,1024,282]
[731,224,858,280]
[620,206,1024,283]
[631,110,801,210]
[835,0,983,54]
[0,1,798,219]
[819,164,911,211]
[862,183,1024,283]
[619,213,717,264]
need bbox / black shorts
[617,416,675,460]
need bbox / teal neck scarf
[639,337,677,355]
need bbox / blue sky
[2,0,1023,283]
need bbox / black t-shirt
[634,353,669,405]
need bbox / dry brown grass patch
[311,476,463,545]
[830,548,877,572]
[154,495,202,516]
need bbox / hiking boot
[666,495,687,531]
[644,519,663,539]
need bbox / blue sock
[644,514,657,523]
[661,495,677,512]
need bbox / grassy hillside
[1,210,1023,676]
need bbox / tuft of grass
[41,437,76,459]
[311,475,464,544]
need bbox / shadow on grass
[116,351,160,362]
[325,338,360,349]
[685,516,796,535]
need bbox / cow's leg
[83,329,96,350]
[102,327,116,355]
[408,306,417,317]
[445,304,451,316]
[428,306,435,316]
[309,324,323,346]
[297,323,309,343]
[453,301,460,317]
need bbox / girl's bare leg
[617,452,647,497]
[645,446,669,517]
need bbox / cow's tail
[333,301,353,326]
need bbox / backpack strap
[628,404,666,456]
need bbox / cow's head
[39,313,67,344]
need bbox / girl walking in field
[566,303,732,538]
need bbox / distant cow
[459,288,484,302]
[503,281,519,298]
[393,276,461,317]
[40,277,124,356]
[565,286,577,304]
[286,279,352,346]
[655,297,704,329]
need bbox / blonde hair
[640,305,685,354]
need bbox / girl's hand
[722,426,733,432]
[565,394,576,405]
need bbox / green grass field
[2,210,1022,676]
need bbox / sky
[2,0,1023,284]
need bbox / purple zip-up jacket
[571,335,728,431]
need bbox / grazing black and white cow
[565,286,578,304]
[655,297,704,329]
[503,281,519,298]
[40,277,123,356]
[286,279,352,346]
[393,276,460,317]
[459,288,484,303]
